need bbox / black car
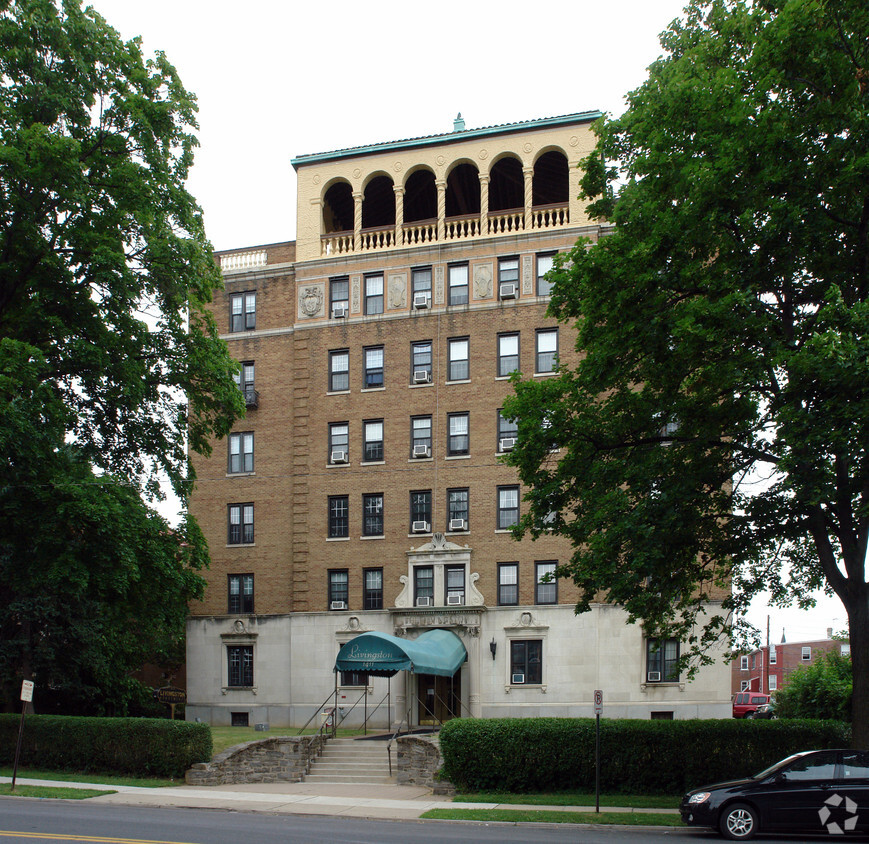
[680,749,869,840]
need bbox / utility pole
[765,615,770,694]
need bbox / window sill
[533,371,558,378]
[495,528,518,534]
[326,536,350,542]
[407,532,433,538]
[446,379,471,385]
[227,472,256,478]
[445,454,471,460]
[360,460,385,466]
[495,375,516,381]
[222,686,258,694]
[407,457,433,462]
[505,683,547,694]
[327,389,351,396]
[327,462,350,468]
[360,535,385,540]
[226,543,255,548]
[361,386,385,393]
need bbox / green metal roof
[334,629,467,677]
[291,112,602,170]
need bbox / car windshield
[753,752,812,780]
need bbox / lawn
[209,725,364,756]
[0,768,174,788]
[453,791,679,809]
[422,808,681,825]
[0,783,114,799]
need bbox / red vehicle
[732,692,771,719]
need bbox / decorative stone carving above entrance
[393,536,485,609]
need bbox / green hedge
[0,714,212,778]
[439,717,851,794]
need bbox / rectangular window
[535,561,557,604]
[498,485,520,529]
[340,669,369,687]
[227,503,254,545]
[328,495,349,538]
[445,565,465,605]
[497,333,519,376]
[364,273,384,315]
[740,655,749,670]
[227,645,253,687]
[329,570,349,608]
[498,563,519,606]
[230,291,256,332]
[329,349,349,392]
[768,675,778,691]
[448,263,469,305]
[770,649,777,664]
[536,328,558,373]
[411,340,433,382]
[498,256,519,299]
[411,266,432,306]
[740,680,749,692]
[447,412,469,455]
[363,568,383,610]
[228,574,254,614]
[329,422,349,462]
[447,488,469,530]
[330,275,349,314]
[498,410,518,451]
[414,566,434,604]
[510,640,542,684]
[233,361,256,406]
[647,638,680,682]
[448,337,469,381]
[411,415,432,457]
[363,419,384,462]
[364,346,384,389]
[228,432,254,474]
[802,646,811,661]
[537,252,555,296]
[363,493,384,537]
[410,490,432,531]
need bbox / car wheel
[720,803,758,840]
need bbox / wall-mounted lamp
[490,638,497,660]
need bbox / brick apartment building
[185,112,732,727]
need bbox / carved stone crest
[299,285,324,318]
[473,263,493,300]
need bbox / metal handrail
[359,690,390,735]
[297,689,341,736]
[386,703,414,776]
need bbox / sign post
[12,680,34,791]
[593,689,603,813]
[154,686,187,720]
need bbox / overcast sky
[86,0,848,643]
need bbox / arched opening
[445,163,480,218]
[323,181,353,233]
[489,156,524,212]
[362,175,395,230]
[404,169,437,223]
[532,150,569,206]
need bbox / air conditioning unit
[332,303,347,318]
[416,597,432,607]
[511,673,525,684]
[499,437,516,452]
[412,444,431,458]
[500,282,517,299]
[413,292,429,309]
[449,518,467,531]
[646,671,661,683]
[446,594,464,606]
[413,370,431,384]
[330,450,348,464]
[330,601,347,610]
[411,521,430,533]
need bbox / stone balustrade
[219,250,268,271]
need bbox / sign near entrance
[20,680,34,703]
[593,689,603,715]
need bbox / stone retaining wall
[185,735,325,785]
[394,734,454,794]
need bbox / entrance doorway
[417,672,461,725]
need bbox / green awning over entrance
[334,629,466,678]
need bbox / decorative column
[353,191,363,252]
[479,174,490,236]
[436,179,446,242]
[523,166,534,231]
[467,625,482,718]
[394,184,404,246]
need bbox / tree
[0,0,244,711]
[504,0,869,742]
[775,651,852,721]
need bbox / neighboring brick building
[186,113,732,727]
[732,629,850,696]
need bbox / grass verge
[453,792,678,809]
[0,784,115,799]
[0,768,174,788]
[422,808,681,825]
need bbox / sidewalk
[1,777,681,821]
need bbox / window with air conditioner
[413,292,429,309]
[332,303,347,318]
[511,673,525,684]
[447,488,468,531]
[410,490,431,534]
[498,256,519,301]
[411,267,432,309]
[411,416,432,458]
[647,671,662,682]
[330,275,349,317]
[411,521,430,533]
[498,410,518,452]
[449,518,467,532]
[329,422,348,464]
[445,564,465,605]
[416,596,432,607]
[646,638,680,682]
[510,639,542,684]
[328,569,348,610]
[411,341,432,383]
[414,565,433,606]
[412,444,431,458]
[499,282,517,299]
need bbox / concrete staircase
[305,736,395,784]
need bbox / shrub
[775,651,852,720]
[0,714,212,778]
[439,717,851,793]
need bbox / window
[537,252,555,296]
[740,680,750,692]
[842,751,869,779]
[330,275,349,314]
[230,291,256,332]
[768,675,777,691]
[802,646,812,661]
[363,420,383,462]
[497,485,520,529]
[228,503,254,545]
[448,263,469,305]
[445,565,465,604]
[740,655,749,670]
[411,340,432,382]
[364,346,384,389]
[841,644,851,656]
[447,412,469,455]
[411,415,432,456]
[447,488,468,530]
[447,337,469,381]
[328,495,349,538]
[227,645,253,686]
[497,333,519,376]
[536,328,558,373]
[363,568,383,610]
[647,638,680,682]
[414,566,434,604]
[364,273,384,315]
[329,569,349,608]
[498,256,519,298]
[233,361,256,406]
[340,668,369,687]
[363,493,384,536]
[228,574,254,614]
[228,432,254,474]
[410,490,431,531]
[770,648,777,664]
[784,751,837,781]
[329,349,349,392]
[498,563,518,606]
[329,422,349,462]
[535,561,557,604]
[498,410,518,450]
[411,266,432,306]
[510,639,542,684]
